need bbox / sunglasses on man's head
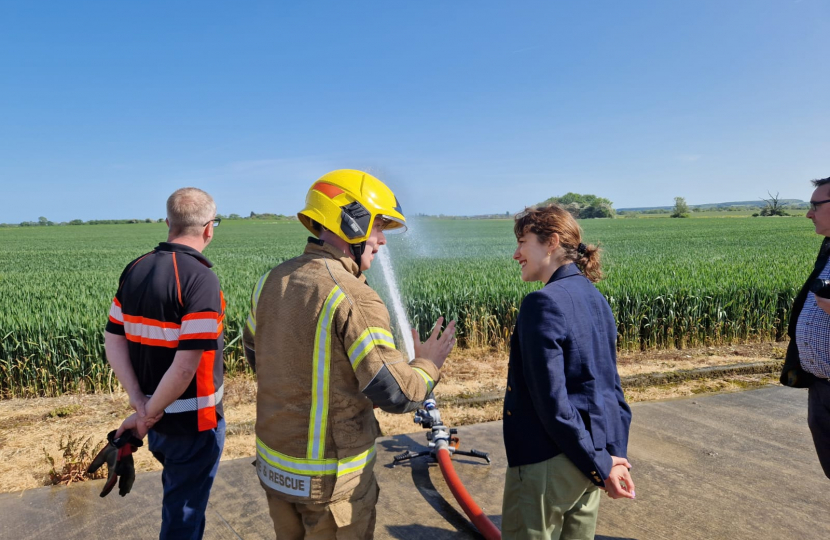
[203,217,222,227]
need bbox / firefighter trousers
[265,472,380,540]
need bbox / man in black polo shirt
[105,187,225,540]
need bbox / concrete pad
[2,386,828,539]
[595,385,830,540]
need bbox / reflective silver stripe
[347,327,396,370]
[180,317,218,336]
[123,321,180,343]
[146,384,224,414]
[308,287,346,460]
[257,437,376,479]
[412,368,435,394]
[247,271,271,334]
[253,271,269,304]
[109,300,123,323]
[257,437,337,475]
[336,446,377,477]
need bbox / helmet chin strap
[349,241,367,268]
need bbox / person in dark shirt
[501,204,634,540]
[106,187,225,540]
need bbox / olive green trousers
[501,453,601,540]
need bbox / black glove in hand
[86,429,143,497]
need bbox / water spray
[376,246,415,359]
[377,241,500,539]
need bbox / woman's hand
[604,462,636,500]
[611,455,632,469]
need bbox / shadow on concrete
[379,432,502,538]
[379,434,477,535]
[383,525,633,540]
[385,524,477,539]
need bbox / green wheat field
[0,217,820,397]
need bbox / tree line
[0,212,298,228]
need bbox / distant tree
[539,192,615,219]
[69,219,84,225]
[671,197,690,218]
[228,213,241,220]
[760,192,788,216]
[580,201,615,219]
[38,216,49,226]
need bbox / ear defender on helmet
[340,201,371,240]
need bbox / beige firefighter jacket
[243,240,441,503]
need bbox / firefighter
[243,169,456,539]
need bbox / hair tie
[577,243,587,255]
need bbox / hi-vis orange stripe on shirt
[110,305,221,348]
[181,312,223,341]
[122,313,183,348]
[108,297,124,326]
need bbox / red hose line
[436,446,502,540]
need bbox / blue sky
[1,1,829,222]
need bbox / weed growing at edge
[43,434,106,486]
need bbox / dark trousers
[148,417,226,540]
[808,379,830,479]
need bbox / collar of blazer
[546,262,582,285]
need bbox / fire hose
[393,398,501,540]
[435,440,502,539]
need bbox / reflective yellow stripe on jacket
[412,367,435,394]
[255,282,378,494]
[246,270,271,335]
[308,286,347,460]
[256,437,376,478]
[347,327,396,370]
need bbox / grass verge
[0,342,787,494]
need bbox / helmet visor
[378,215,407,234]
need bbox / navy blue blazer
[503,263,632,487]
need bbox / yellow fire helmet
[298,170,407,253]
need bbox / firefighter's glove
[86,429,143,497]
